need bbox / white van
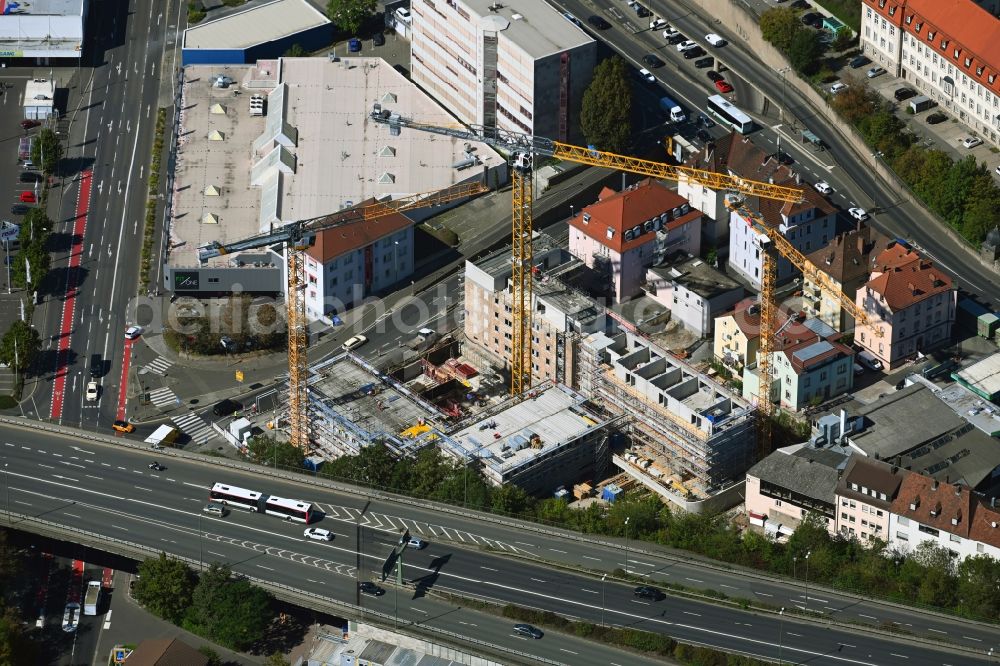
[705,33,727,47]
[857,350,884,371]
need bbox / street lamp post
[3,463,8,523]
[804,550,812,612]
[623,516,631,575]
[198,512,203,571]
[393,240,400,278]
[569,204,575,218]
[601,573,608,627]
[792,555,797,580]
[777,607,785,664]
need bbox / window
[775,500,782,507]
[949,533,961,543]
[896,532,909,541]
[918,524,940,537]
[898,516,909,526]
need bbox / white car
[124,325,143,340]
[650,17,668,30]
[662,28,679,39]
[829,82,849,95]
[962,136,983,148]
[407,536,428,549]
[848,207,869,221]
[304,527,334,541]
[866,66,886,78]
[638,68,656,83]
[676,40,698,52]
[814,181,833,195]
[62,603,80,633]
[705,33,727,47]
[342,334,368,351]
[85,381,99,401]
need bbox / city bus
[706,95,754,134]
[209,483,263,512]
[264,495,315,524]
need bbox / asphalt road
[32,0,178,430]
[1,423,997,665]
[556,0,1000,309]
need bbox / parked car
[694,57,713,68]
[866,66,886,78]
[372,32,385,46]
[683,46,706,59]
[9,205,28,216]
[359,581,385,596]
[20,120,40,130]
[666,32,687,45]
[342,334,367,351]
[513,624,544,639]
[894,87,916,101]
[853,362,865,376]
[676,40,698,52]
[790,0,811,9]
[707,70,724,82]
[662,27,680,40]
[19,191,36,204]
[829,82,849,95]
[304,528,334,541]
[962,136,984,148]
[638,68,656,83]
[587,15,611,29]
[801,13,823,27]
[650,17,668,30]
[124,325,143,340]
[642,54,665,69]
[348,38,362,53]
[848,207,869,221]
[849,55,870,69]
[112,420,134,433]
[814,181,832,194]
[85,381,99,401]
[714,80,734,93]
[696,128,712,143]
[62,603,80,633]
[926,112,947,124]
[633,585,665,601]
[18,172,42,183]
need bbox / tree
[29,127,62,175]
[759,8,801,53]
[788,29,824,75]
[284,43,308,57]
[580,57,632,154]
[203,577,273,651]
[133,553,197,623]
[198,646,223,666]
[326,0,377,35]
[0,605,37,665]
[189,563,233,632]
[264,653,291,666]
[956,554,1000,619]
[0,321,40,375]
[247,435,305,470]
[831,27,855,52]
[490,484,532,516]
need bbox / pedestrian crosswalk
[143,357,172,375]
[172,412,216,444]
[147,387,179,407]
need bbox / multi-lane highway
[555,0,1000,309]
[34,0,179,430]
[1,422,996,665]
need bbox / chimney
[907,282,916,294]
[952,508,962,526]
[955,484,962,496]
[992,497,997,509]
[909,495,920,510]
[930,501,941,517]
[840,409,846,439]
[931,479,939,491]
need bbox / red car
[19,191,36,203]
[20,120,40,130]
[714,79,734,93]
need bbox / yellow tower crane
[369,107,804,398]
[198,181,489,448]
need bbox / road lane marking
[859,614,876,620]
[683,611,701,617]
[52,453,62,457]
[39,464,54,469]
[257,565,275,571]
[60,461,86,469]
[530,577,546,583]
[631,600,649,605]
[720,584,737,589]
[86,475,103,480]
[686,577,703,583]
[183,482,206,489]
[64,513,80,518]
[481,566,498,572]
[582,555,601,561]
[787,632,802,637]
[207,551,226,558]
[963,636,982,642]
[754,592,773,597]
[134,486,151,492]
[111,525,128,531]
[100,463,110,467]
[549,548,567,554]
[14,501,32,506]
[515,541,535,548]
[559,649,577,655]
[581,589,599,594]
[411,607,427,614]
[889,654,908,659]
[926,628,946,634]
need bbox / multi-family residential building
[568,180,702,303]
[889,474,977,557]
[580,330,757,511]
[803,222,890,332]
[745,446,846,537]
[714,298,762,371]
[860,0,1000,146]
[463,234,608,386]
[644,252,743,337]
[410,0,596,142]
[835,455,907,543]
[303,214,414,320]
[855,241,957,369]
[742,315,855,411]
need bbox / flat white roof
[0,0,83,15]
[463,0,594,60]
[183,0,329,50]
[24,79,54,107]
[955,353,1000,397]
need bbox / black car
[9,205,28,216]
[372,32,385,46]
[635,5,651,18]
[359,581,385,596]
[683,46,706,60]
[801,12,822,27]
[849,55,870,69]
[707,70,724,82]
[894,87,916,101]
[90,354,104,378]
[927,112,947,124]
[587,15,611,30]
[693,57,713,69]
[18,172,42,183]
[790,0,811,9]
[696,128,712,143]
[212,398,243,417]
[513,623,544,639]
[642,54,665,69]
[634,585,665,601]
[697,113,715,128]
[667,32,686,45]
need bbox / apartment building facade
[854,242,957,369]
[410,0,596,142]
[568,180,702,303]
[860,0,1000,146]
[645,252,743,337]
[745,448,843,536]
[835,455,906,543]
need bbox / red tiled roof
[722,297,762,338]
[970,497,1000,550]
[124,639,209,666]
[864,0,1000,96]
[568,179,700,254]
[806,222,890,286]
[890,473,972,538]
[305,203,412,263]
[864,243,953,311]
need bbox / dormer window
[927,30,935,41]
[905,14,913,24]
[991,74,997,84]
[878,0,885,7]
[606,227,614,239]
[915,22,923,32]
[582,212,590,224]
[940,39,948,51]
[889,6,896,15]
[977,66,984,76]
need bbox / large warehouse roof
[183,0,329,50]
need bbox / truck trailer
[83,581,101,616]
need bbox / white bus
[264,496,315,524]
[209,483,263,512]
[706,95,753,134]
